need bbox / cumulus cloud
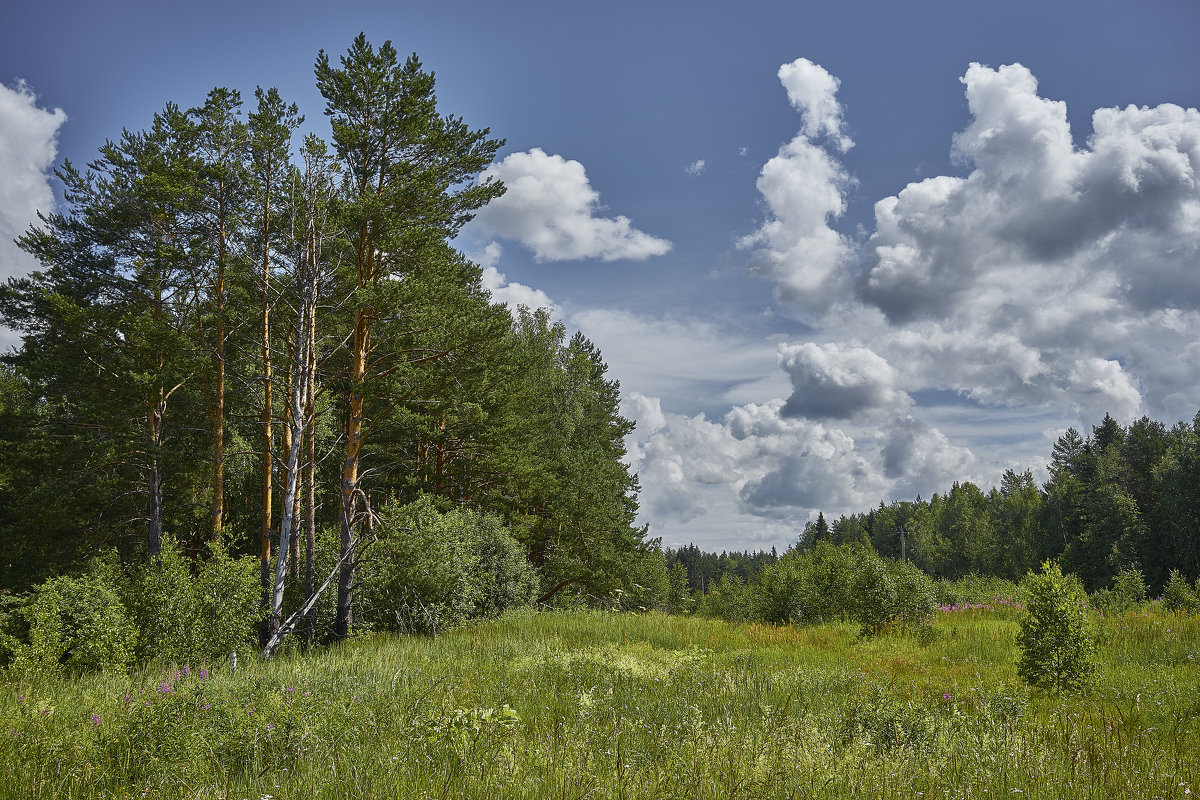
[740,58,856,311]
[778,341,909,419]
[879,416,975,497]
[0,81,65,280]
[471,241,562,319]
[849,61,1200,424]
[777,58,852,152]
[0,80,65,349]
[627,387,971,535]
[472,148,672,262]
[685,159,705,176]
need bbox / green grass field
[2,606,1198,799]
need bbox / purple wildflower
[198,668,208,680]
[157,682,172,694]
[91,714,102,726]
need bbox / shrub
[4,553,137,674]
[1162,569,1200,613]
[698,574,753,622]
[743,542,936,635]
[750,541,859,625]
[1091,565,1148,616]
[850,552,937,637]
[473,515,539,618]
[359,496,537,634]
[125,538,261,665]
[1017,561,1096,694]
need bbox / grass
[2,606,1198,799]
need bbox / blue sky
[3,1,1200,552]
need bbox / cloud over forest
[473,148,672,262]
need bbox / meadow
[2,605,1198,799]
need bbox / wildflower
[198,669,209,680]
[201,703,211,711]
[157,682,173,694]
[91,714,102,726]
[181,666,191,677]
[16,695,24,705]
[266,723,275,731]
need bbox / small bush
[1162,569,1200,613]
[126,538,261,665]
[1017,561,1096,694]
[359,496,537,635]
[698,574,753,622]
[4,553,137,674]
[473,516,539,618]
[1092,565,1147,616]
[850,553,937,637]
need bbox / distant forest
[669,410,1200,596]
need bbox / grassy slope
[2,607,1198,799]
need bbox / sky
[3,0,1200,553]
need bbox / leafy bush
[358,496,537,634]
[472,515,539,618]
[748,541,858,625]
[849,552,937,637]
[1091,565,1148,616]
[125,538,261,665]
[698,574,753,622]
[745,543,935,635]
[935,574,1023,608]
[1162,569,1200,613]
[3,553,137,674]
[1017,561,1096,694]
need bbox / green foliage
[125,538,260,665]
[1091,565,1148,616]
[753,541,858,625]
[849,553,938,637]
[697,574,753,622]
[1,541,260,675]
[1016,561,1097,694]
[702,542,936,636]
[664,562,694,614]
[3,554,137,674]
[935,573,1023,609]
[469,514,539,619]
[1161,569,1200,613]
[359,496,536,635]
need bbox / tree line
[666,411,1200,597]
[0,35,652,655]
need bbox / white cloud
[685,159,705,176]
[471,240,562,319]
[0,80,65,350]
[777,341,910,419]
[777,57,853,152]
[472,148,672,262]
[850,62,1200,425]
[627,384,974,536]
[740,59,856,312]
[629,60,1200,544]
[571,308,789,411]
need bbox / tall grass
[2,607,1197,798]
